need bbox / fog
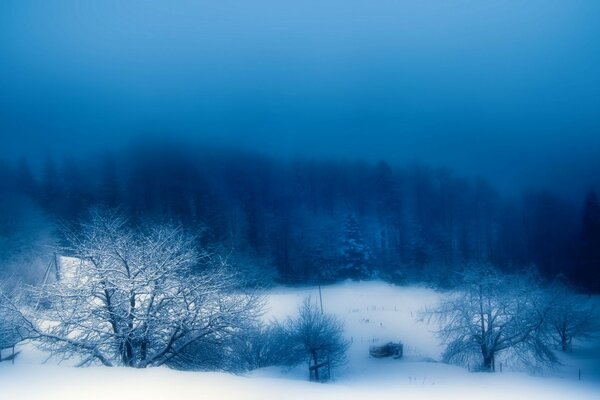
[1,1,599,197]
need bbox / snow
[1,281,599,399]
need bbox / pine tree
[98,152,119,208]
[577,189,600,292]
[338,214,372,280]
[40,157,60,213]
[15,158,37,198]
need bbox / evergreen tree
[61,156,89,219]
[40,157,60,213]
[98,152,119,208]
[338,214,372,280]
[577,189,600,292]
[15,158,37,198]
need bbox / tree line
[0,208,596,375]
[1,212,595,374]
[0,141,598,290]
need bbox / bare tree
[25,209,263,368]
[286,297,350,382]
[424,265,556,372]
[546,280,599,352]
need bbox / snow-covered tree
[546,280,599,352]
[424,265,555,372]
[26,209,262,368]
[286,297,349,381]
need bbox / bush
[238,297,350,382]
[234,322,296,371]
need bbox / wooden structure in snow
[0,346,19,364]
[0,313,22,364]
[369,342,403,359]
[309,357,331,382]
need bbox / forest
[1,140,598,292]
[2,2,600,397]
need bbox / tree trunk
[310,351,319,382]
[140,339,147,365]
[123,292,136,366]
[482,352,495,372]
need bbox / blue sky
[1,1,599,197]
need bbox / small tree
[424,265,555,372]
[546,280,599,352]
[25,209,262,368]
[286,297,349,382]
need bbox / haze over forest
[1,1,599,291]
[1,1,599,200]
[2,4,600,399]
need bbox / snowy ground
[1,281,599,399]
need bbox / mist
[3,3,600,395]
[1,1,599,197]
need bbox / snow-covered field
[1,281,599,399]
